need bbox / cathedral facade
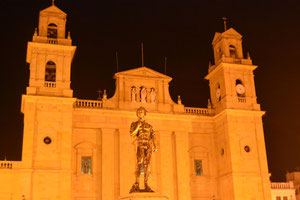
[0,4,272,200]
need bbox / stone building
[270,181,296,200]
[0,3,272,200]
[287,171,300,200]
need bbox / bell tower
[205,28,260,113]
[26,3,76,97]
[206,28,272,200]
[20,3,76,199]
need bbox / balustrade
[184,107,212,116]
[74,99,103,109]
[238,97,246,103]
[44,81,56,88]
[0,162,13,169]
[271,182,293,189]
[47,38,58,44]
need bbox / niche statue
[130,107,157,193]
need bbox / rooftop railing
[184,107,212,116]
[74,99,213,116]
[74,99,103,109]
[271,182,294,189]
[0,161,21,169]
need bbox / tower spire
[52,0,55,6]
[222,17,228,31]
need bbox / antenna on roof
[141,42,144,66]
[164,56,167,74]
[116,51,119,72]
[222,17,228,31]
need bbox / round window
[44,137,52,144]
[244,145,250,153]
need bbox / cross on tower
[97,89,103,100]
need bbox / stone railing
[0,161,21,169]
[271,182,294,189]
[44,81,56,88]
[32,36,72,46]
[184,107,212,116]
[47,38,58,44]
[237,97,246,103]
[74,99,103,109]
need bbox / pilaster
[159,131,176,200]
[174,131,191,200]
[101,128,116,200]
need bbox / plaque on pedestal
[119,192,168,200]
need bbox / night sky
[0,0,299,181]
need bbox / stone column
[174,131,191,200]
[101,128,116,200]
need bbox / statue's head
[136,107,147,119]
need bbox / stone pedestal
[119,193,169,200]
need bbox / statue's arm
[151,127,157,151]
[130,122,140,137]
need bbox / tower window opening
[45,61,56,82]
[47,23,58,39]
[236,79,242,85]
[194,160,203,176]
[235,79,245,97]
[229,45,237,59]
[217,48,222,60]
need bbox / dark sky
[0,0,300,181]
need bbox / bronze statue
[130,107,157,193]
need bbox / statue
[130,107,157,193]
[131,87,137,102]
[150,88,156,103]
[140,87,147,103]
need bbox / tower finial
[116,51,119,72]
[97,89,102,100]
[141,42,144,66]
[222,17,228,31]
[52,0,55,6]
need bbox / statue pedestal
[119,193,169,200]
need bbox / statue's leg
[144,147,154,192]
[135,146,142,183]
[130,146,142,193]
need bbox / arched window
[229,45,237,58]
[47,23,58,39]
[235,79,245,97]
[45,61,56,82]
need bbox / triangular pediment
[212,28,242,45]
[40,5,66,16]
[222,28,242,38]
[115,66,172,81]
